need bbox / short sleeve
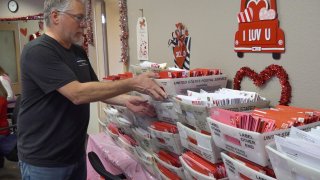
[22,45,77,94]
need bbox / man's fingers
[144,72,160,79]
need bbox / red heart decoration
[247,0,268,22]
[20,28,28,37]
[233,64,292,105]
[173,44,187,69]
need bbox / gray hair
[43,0,85,26]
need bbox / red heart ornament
[173,43,187,69]
[233,64,292,105]
[247,0,268,22]
[20,28,28,37]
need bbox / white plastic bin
[207,117,320,166]
[221,152,276,180]
[266,142,320,180]
[177,122,222,163]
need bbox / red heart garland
[233,64,292,105]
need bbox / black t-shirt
[18,34,98,167]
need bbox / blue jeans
[19,156,87,180]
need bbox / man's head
[44,0,87,47]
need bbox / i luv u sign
[234,0,285,59]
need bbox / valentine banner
[136,17,149,61]
[234,0,285,59]
[168,23,191,70]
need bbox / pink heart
[259,8,276,20]
[247,0,268,22]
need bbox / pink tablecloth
[86,132,157,180]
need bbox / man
[18,0,167,179]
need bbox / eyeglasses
[57,11,87,25]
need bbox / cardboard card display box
[149,127,183,155]
[105,126,119,140]
[266,142,320,180]
[117,135,136,156]
[153,153,185,179]
[155,74,228,96]
[134,146,157,176]
[152,100,180,124]
[179,156,228,180]
[221,152,276,180]
[177,122,222,163]
[132,127,155,153]
[103,106,119,124]
[207,117,320,166]
[177,99,270,133]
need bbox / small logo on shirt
[76,59,88,67]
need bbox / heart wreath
[233,64,292,105]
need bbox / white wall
[0,0,44,17]
[127,0,320,109]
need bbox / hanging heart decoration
[20,28,28,37]
[233,64,292,105]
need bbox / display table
[86,132,157,180]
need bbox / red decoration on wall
[0,13,43,21]
[234,0,285,59]
[168,23,191,70]
[86,0,94,45]
[233,64,291,105]
[119,0,129,65]
[20,28,28,37]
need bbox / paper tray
[266,142,320,180]
[221,152,276,180]
[207,117,320,166]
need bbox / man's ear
[51,11,60,25]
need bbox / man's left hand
[125,96,157,117]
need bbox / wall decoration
[0,13,43,21]
[168,23,191,70]
[119,0,129,65]
[85,0,94,46]
[136,15,149,61]
[20,28,27,37]
[29,20,44,41]
[233,64,291,105]
[234,0,285,59]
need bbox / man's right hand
[131,72,167,101]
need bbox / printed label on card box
[210,122,222,137]
[225,158,236,175]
